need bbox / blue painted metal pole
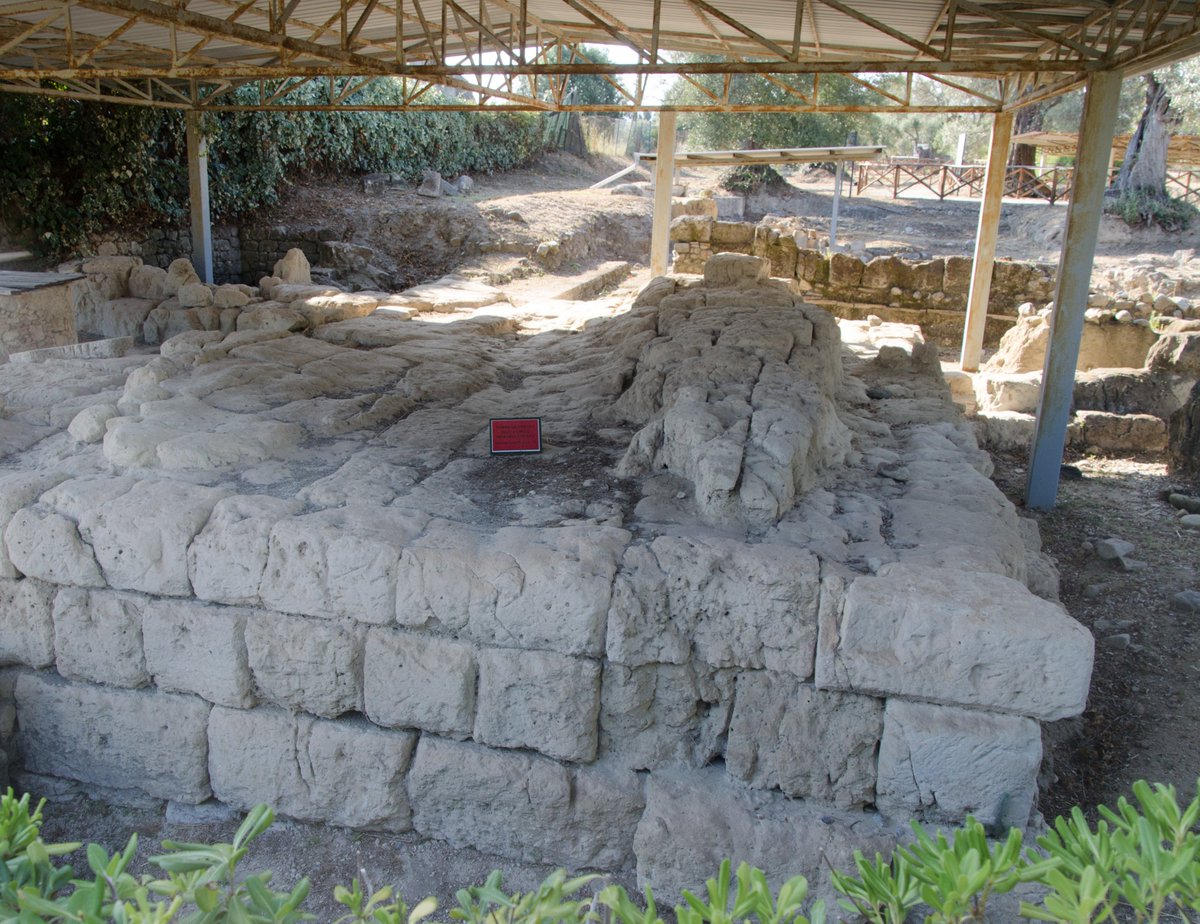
[1025,69,1123,509]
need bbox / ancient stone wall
[91,228,243,283]
[0,256,1093,901]
[670,217,1056,318]
[0,283,78,362]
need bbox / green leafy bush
[1,780,1198,923]
[0,81,551,257]
[717,165,790,196]
[1103,189,1199,232]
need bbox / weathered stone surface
[142,599,255,708]
[52,587,148,687]
[876,698,1040,829]
[599,662,733,770]
[68,403,120,443]
[0,578,56,668]
[0,472,68,578]
[97,298,159,338]
[246,610,362,717]
[1072,410,1167,453]
[816,562,1093,720]
[634,767,898,904]
[702,253,768,287]
[607,536,821,674]
[188,495,302,605]
[79,480,233,596]
[15,672,211,802]
[829,252,865,288]
[726,672,883,809]
[213,285,251,310]
[128,265,171,301]
[408,736,643,868]
[475,648,600,762]
[208,706,414,830]
[262,507,429,623]
[273,248,312,285]
[363,628,475,737]
[395,522,628,655]
[4,505,106,587]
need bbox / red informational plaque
[490,417,542,454]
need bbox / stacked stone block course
[0,256,1093,900]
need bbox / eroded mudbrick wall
[0,254,1093,901]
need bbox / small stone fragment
[1171,590,1200,613]
[1096,537,1135,560]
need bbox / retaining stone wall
[671,218,1056,317]
[0,283,78,362]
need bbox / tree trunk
[1006,101,1047,197]
[1112,73,1179,198]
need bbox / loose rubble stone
[16,672,211,802]
[1171,590,1200,613]
[408,736,642,868]
[876,698,1040,829]
[273,248,312,285]
[209,706,415,830]
[1096,537,1136,560]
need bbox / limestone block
[671,198,719,220]
[876,699,1040,829]
[0,578,56,668]
[702,254,769,288]
[294,293,379,326]
[607,536,821,675]
[829,252,865,288]
[79,480,232,596]
[1072,410,1167,453]
[711,221,755,247]
[816,562,1093,720]
[188,495,302,605]
[725,672,882,809]
[165,258,200,296]
[796,249,828,285]
[68,404,120,444]
[408,736,642,868]
[363,628,475,738]
[861,256,911,291]
[16,672,211,802]
[142,599,255,708]
[245,610,362,718]
[235,305,309,334]
[669,216,712,244]
[599,663,733,770]
[213,285,251,310]
[208,706,414,830]
[395,522,628,656]
[634,767,898,905]
[273,248,312,285]
[4,506,105,587]
[52,588,148,687]
[1148,331,1200,378]
[475,649,600,762]
[128,264,170,301]
[888,497,1026,581]
[97,298,159,338]
[262,507,429,623]
[0,472,68,578]
[943,255,972,295]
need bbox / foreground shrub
[0,779,1197,923]
[1103,189,1198,232]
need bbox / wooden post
[959,109,1015,372]
[1026,69,1124,510]
[186,110,213,284]
[649,110,677,278]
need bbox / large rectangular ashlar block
[208,706,416,830]
[363,628,475,737]
[15,673,211,802]
[143,599,255,708]
[816,562,1093,720]
[52,587,148,687]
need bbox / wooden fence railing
[854,163,1200,204]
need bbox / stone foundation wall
[0,283,78,362]
[670,218,1056,318]
[0,260,1094,900]
[92,228,242,283]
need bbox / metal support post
[649,110,677,277]
[186,110,214,284]
[1026,69,1124,509]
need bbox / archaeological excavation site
[2,0,1200,918]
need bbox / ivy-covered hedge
[0,80,551,256]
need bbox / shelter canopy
[2,1,1200,113]
[1014,130,1200,167]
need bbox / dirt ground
[15,153,1200,911]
